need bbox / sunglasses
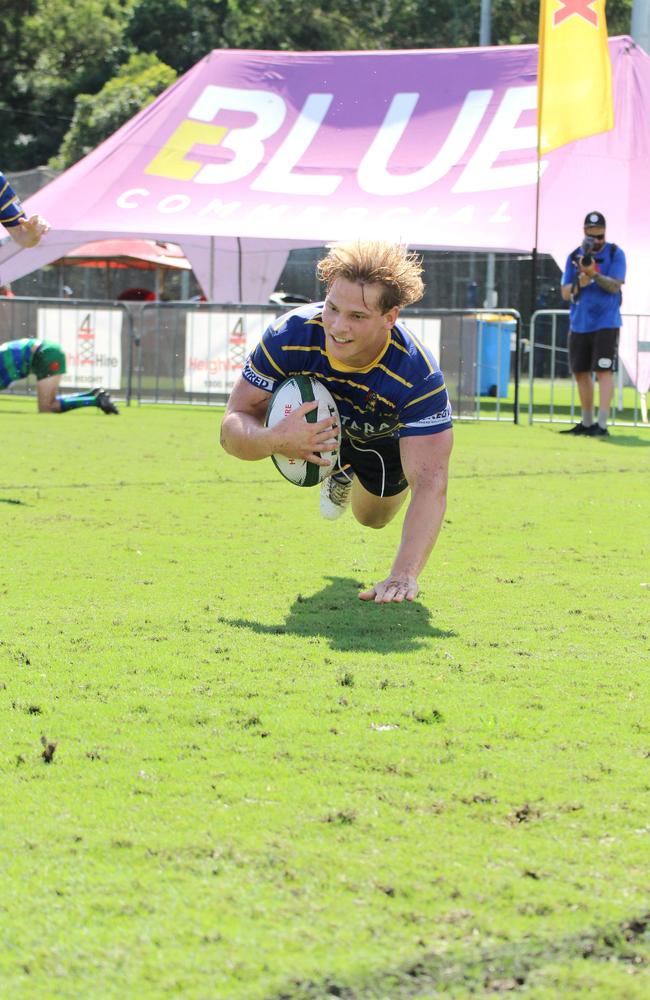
[585,232,605,241]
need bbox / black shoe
[559,422,592,435]
[92,387,119,415]
[589,425,610,437]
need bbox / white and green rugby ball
[265,376,340,487]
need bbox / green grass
[1,397,649,999]
[474,378,648,424]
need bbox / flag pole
[530,0,550,418]
[531,142,541,320]
[533,3,544,323]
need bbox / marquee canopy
[1,35,649,387]
[57,239,191,270]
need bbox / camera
[580,235,596,267]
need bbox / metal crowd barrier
[0,296,132,399]
[528,309,650,427]
[1,297,523,421]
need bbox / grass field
[1,397,649,1000]
[469,378,648,425]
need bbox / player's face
[322,278,399,367]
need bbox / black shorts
[569,328,619,373]
[339,435,407,498]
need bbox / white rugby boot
[320,470,353,520]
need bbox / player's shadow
[221,575,455,653]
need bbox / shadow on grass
[270,908,650,1000]
[0,497,27,505]
[220,575,455,653]
[600,432,650,447]
[547,426,650,447]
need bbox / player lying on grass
[0,171,118,415]
[0,338,118,414]
[221,240,453,604]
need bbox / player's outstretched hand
[270,400,339,467]
[359,574,419,604]
[14,214,51,248]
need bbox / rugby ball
[265,376,340,487]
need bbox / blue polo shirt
[562,242,626,332]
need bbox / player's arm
[8,214,50,248]
[220,375,337,465]
[360,429,453,604]
[0,173,50,248]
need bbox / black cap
[584,211,606,228]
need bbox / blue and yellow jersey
[244,303,452,444]
[0,172,26,230]
[0,339,39,389]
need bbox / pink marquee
[1,36,649,389]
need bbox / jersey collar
[325,330,392,373]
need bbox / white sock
[581,409,593,427]
[598,409,608,430]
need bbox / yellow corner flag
[537,0,614,154]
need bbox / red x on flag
[553,0,599,27]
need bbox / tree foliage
[125,0,229,72]
[0,1,39,167]
[0,0,635,171]
[51,53,177,170]
[2,0,132,168]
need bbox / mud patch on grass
[40,736,57,763]
[508,802,542,825]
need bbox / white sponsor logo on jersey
[405,405,452,428]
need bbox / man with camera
[560,211,626,437]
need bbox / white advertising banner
[36,307,122,390]
[184,311,268,394]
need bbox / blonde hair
[317,240,424,313]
